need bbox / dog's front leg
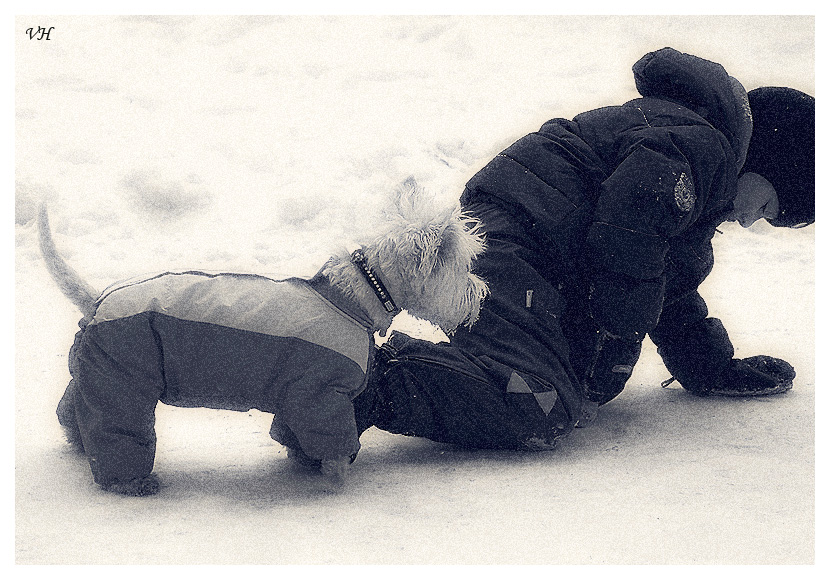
[319,457,351,492]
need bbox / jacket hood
[633,47,753,171]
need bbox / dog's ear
[386,176,439,224]
[391,176,421,215]
[394,179,486,275]
[435,211,486,266]
[380,177,446,275]
[402,209,486,278]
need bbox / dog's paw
[286,446,322,470]
[319,457,351,492]
[100,473,160,496]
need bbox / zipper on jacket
[389,354,577,423]
[385,354,492,385]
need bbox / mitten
[697,355,795,396]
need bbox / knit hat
[741,87,815,227]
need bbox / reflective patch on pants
[507,371,559,416]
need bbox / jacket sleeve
[648,227,735,390]
[585,129,718,339]
[649,290,734,390]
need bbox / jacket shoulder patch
[674,172,696,212]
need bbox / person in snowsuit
[352,47,815,451]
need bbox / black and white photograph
[14,8,817,566]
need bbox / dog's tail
[37,203,99,319]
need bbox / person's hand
[702,355,795,396]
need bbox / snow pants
[354,204,594,450]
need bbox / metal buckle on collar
[350,249,400,314]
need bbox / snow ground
[14,15,816,567]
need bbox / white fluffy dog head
[324,178,488,334]
[363,178,488,333]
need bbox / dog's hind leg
[56,380,85,453]
[71,314,165,495]
[57,326,89,453]
[100,473,161,496]
[286,446,321,469]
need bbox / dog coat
[67,270,375,485]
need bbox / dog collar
[350,249,400,314]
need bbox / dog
[39,178,488,495]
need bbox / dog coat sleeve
[265,342,366,461]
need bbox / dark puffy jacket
[357,48,753,450]
[459,47,752,398]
